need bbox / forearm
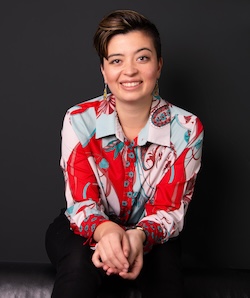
[93,221,125,242]
[138,201,185,252]
[126,228,146,246]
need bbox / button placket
[120,140,136,220]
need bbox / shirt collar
[96,95,171,147]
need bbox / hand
[92,222,130,275]
[119,228,145,280]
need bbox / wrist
[94,221,123,242]
[127,226,147,245]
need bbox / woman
[46,9,204,298]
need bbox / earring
[103,83,107,100]
[153,80,160,98]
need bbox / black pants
[45,210,184,298]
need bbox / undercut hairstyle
[93,9,162,65]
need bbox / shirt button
[125,161,130,167]
[128,152,135,159]
[124,181,129,187]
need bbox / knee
[57,246,93,275]
[53,248,102,298]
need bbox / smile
[121,82,141,87]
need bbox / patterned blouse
[61,94,204,252]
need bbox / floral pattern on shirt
[61,94,204,252]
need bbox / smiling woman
[45,9,204,298]
[99,30,163,141]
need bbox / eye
[110,59,121,65]
[137,56,149,62]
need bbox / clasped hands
[92,221,145,280]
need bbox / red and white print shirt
[61,94,204,252]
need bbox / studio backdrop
[0,0,249,269]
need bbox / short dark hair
[93,9,162,65]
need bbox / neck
[116,98,152,140]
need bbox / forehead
[107,31,155,54]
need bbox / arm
[61,111,130,273]
[138,117,204,252]
[60,111,109,242]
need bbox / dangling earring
[103,83,107,100]
[153,80,160,98]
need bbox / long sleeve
[60,111,109,243]
[137,116,204,252]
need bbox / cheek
[145,69,159,82]
[144,64,160,77]
[104,70,119,84]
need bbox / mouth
[121,81,141,87]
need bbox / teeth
[122,82,140,87]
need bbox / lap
[45,210,104,297]
[137,238,184,298]
[45,209,91,267]
[45,210,183,298]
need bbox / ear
[100,65,107,83]
[157,57,163,77]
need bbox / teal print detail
[169,166,175,183]
[157,225,163,232]
[195,139,202,149]
[184,130,190,143]
[132,192,138,199]
[104,139,124,159]
[67,205,74,214]
[99,158,109,169]
[83,182,91,199]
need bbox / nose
[123,60,138,76]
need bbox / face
[101,30,163,104]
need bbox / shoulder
[167,100,203,132]
[153,97,203,130]
[67,94,103,116]
[167,100,196,118]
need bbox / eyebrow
[107,47,152,60]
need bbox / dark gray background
[1,0,249,269]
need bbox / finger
[120,254,143,280]
[92,250,104,269]
[106,267,120,275]
[119,268,139,280]
[119,261,142,279]
[100,240,129,271]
